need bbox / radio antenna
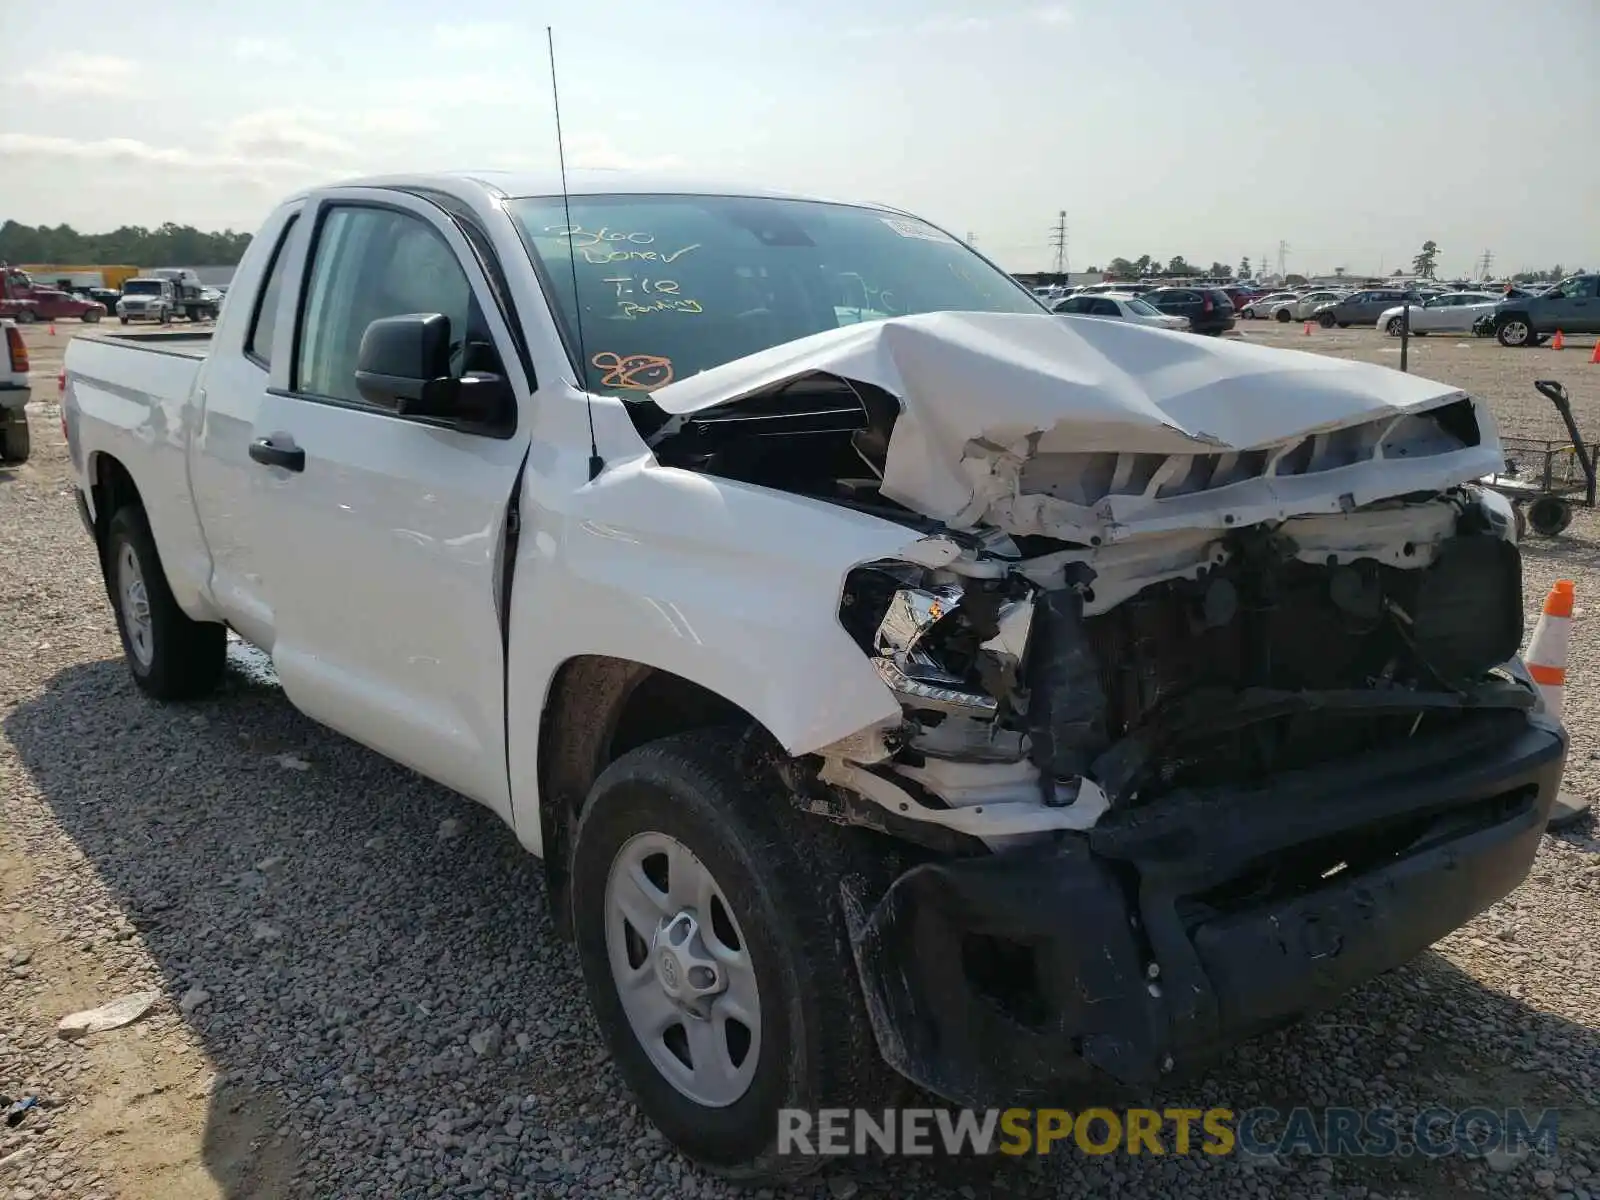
[548,26,602,481]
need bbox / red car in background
[1,288,106,324]
[1221,286,1258,312]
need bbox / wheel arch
[537,654,768,938]
[86,450,143,551]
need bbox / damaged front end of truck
[645,312,1568,1105]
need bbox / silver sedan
[1376,292,1501,336]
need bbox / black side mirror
[355,313,512,428]
[355,313,452,408]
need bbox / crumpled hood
[650,311,1502,541]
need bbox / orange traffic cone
[1552,330,1565,350]
[1526,580,1574,720]
[1590,340,1599,364]
[48,324,56,336]
[1303,321,1313,335]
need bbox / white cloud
[221,109,353,160]
[231,36,296,64]
[351,108,441,137]
[1031,4,1073,25]
[18,55,139,97]
[433,21,521,51]
[489,134,681,173]
[0,132,321,177]
[917,15,992,33]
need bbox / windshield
[1124,297,1161,316]
[507,194,1043,394]
[123,281,162,295]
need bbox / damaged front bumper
[841,711,1566,1107]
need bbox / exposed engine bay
[639,313,1533,847]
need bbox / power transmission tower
[1049,211,1068,275]
[1478,249,1494,279]
[1277,240,1290,278]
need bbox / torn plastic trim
[819,757,1109,841]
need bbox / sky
[2,0,1596,277]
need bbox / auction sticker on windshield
[880,217,956,243]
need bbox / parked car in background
[1220,286,1256,311]
[88,287,121,311]
[1314,288,1419,328]
[1377,292,1501,336]
[1052,292,1189,330]
[1078,281,1155,295]
[2,288,106,324]
[2,318,30,462]
[1241,291,1298,318]
[1268,290,1346,323]
[1141,286,1238,335]
[1493,275,1600,346]
[117,278,178,324]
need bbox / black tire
[1527,495,1573,537]
[1496,315,1533,347]
[103,505,226,699]
[570,729,894,1181]
[82,309,101,323]
[1,412,29,463]
[1318,312,1336,328]
[1275,308,1292,323]
[119,316,129,325]
[1385,316,1404,336]
[14,308,37,325]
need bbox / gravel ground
[2,322,1600,1200]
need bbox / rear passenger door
[237,191,536,819]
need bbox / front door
[240,191,534,818]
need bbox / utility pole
[1049,210,1068,276]
[1277,240,1290,279]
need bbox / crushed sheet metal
[650,311,1504,540]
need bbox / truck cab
[116,278,178,324]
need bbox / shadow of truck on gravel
[7,656,1600,1200]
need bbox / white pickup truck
[64,171,1565,1177]
[2,318,31,462]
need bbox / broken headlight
[839,562,1034,719]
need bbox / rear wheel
[1,412,29,463]
[570,729,893,1180]
[82,309,101,323]
[104,505,225,699]
[1385,316,1405,336]
[1275,308,1292,323]
[1318,312,1337,327]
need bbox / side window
[296,205,480,404]
[246,216,299,367]
[1090,298,1120,316]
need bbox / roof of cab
[285,169,887,211]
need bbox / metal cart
[1480,380,1596,537]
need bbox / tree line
[0,220,252,267]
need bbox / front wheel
[118,316,129,325]
[1275,308,1292,323]
[1318,312,1337,328]
[82,309,101,323]
[14,309,37,324]
[104,505,225,699]
[570,729,892,1180]
[1385,316,1405,336]
[1497,316,1532,347]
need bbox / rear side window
[246,216,299,368]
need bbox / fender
[505,454,933,854]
